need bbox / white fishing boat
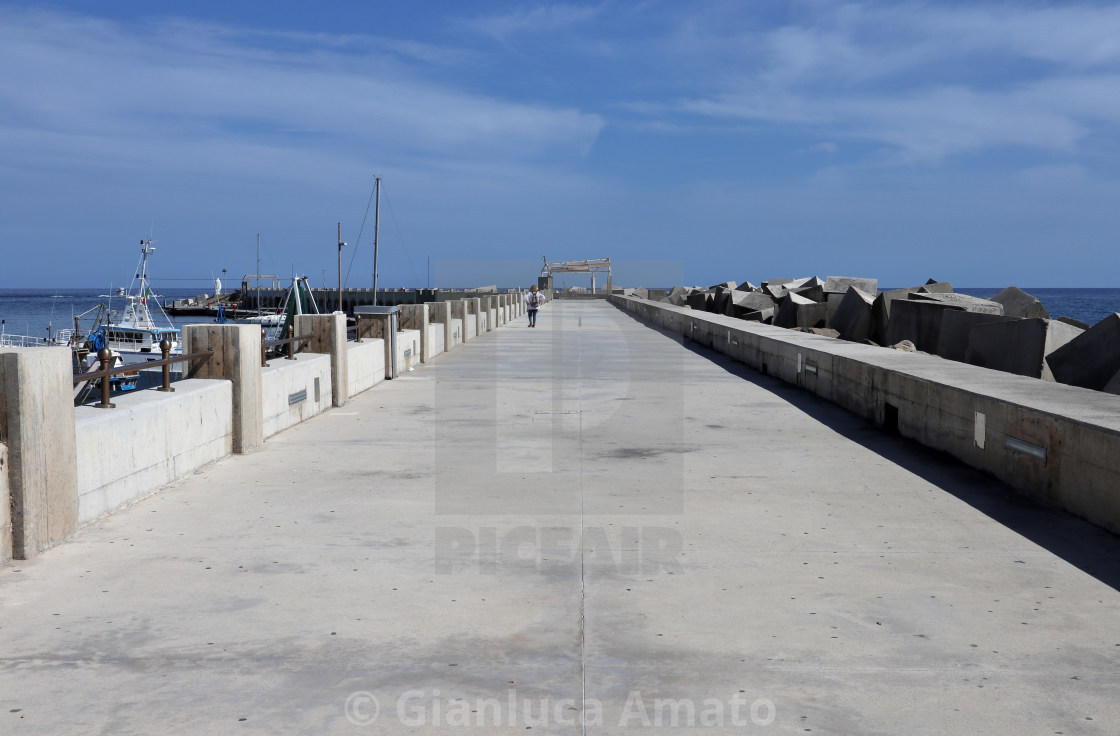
[88,239,180,362]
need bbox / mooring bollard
[95,347,115,409]
[158,338,175,392]
[287,335,295,360]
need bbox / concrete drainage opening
[883,403,899,435]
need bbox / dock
[1,299,1118,733]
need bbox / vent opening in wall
[883,403,899,435]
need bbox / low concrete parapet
[430,301,454,355]
[295,313,348,407]
[261,353,332,439]
[346,339,384,397]
[428,324,445,359]
[75,379,232,524]
[399,304,431,363]
[451,300,472,343]
[183,325,263,453]
[611,294,1120,535]
[398,329,421,372]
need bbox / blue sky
[3,1,1120,288]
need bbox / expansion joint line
[576,306,588,736]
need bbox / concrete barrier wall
[398,329,421,372]
[346,339,384,398]
[262,353,333,439]
[75,379,233,524]
[428,324,445,359]
[0,443,10,564]
[611,295,1120,535]
[464,315,476,340]
[449,318,463,348]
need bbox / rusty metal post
[94,347,115,409]
[287,336,295,360]
[158,338,175,392]
[260,329,268,367]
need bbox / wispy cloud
[0,8,605,179]
[628,2,1120,163]
[459,3,603,41]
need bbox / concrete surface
[296,314,349,408]
[74,380,233,524]
[183,325,264,454]
[616,295,1120,535]
[0,443,9,564]
[345,339,384,398]
[0,347,78,559]
[0,301,1118,734]
[260,353,333,439]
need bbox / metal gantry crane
[540,257,612,296]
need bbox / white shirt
[524,291,546,309]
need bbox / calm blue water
[2,287,1118,342]
[0,288,213,342]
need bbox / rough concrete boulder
[709,281,737,291]
[908,292,1003,314]
[830,287,876,343]
[738,308,775,323]
[886,299,965,353]
[632,287,649,300]
[1046,314,1120,391]
[774,293,828,329]
[796,327,840,338]
[935,311,1021,362]
[665,286,688,306]
[711,290,732,315]
[871,282,954,344]
[686,291,712,311]
[965,318,1083,380]
[990,286,1049,319]
[824,276,878,295]
[1058,316,1090,330]
[791,284,825,303]
[734,282,758,292]
[731,291,777,315]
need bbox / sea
[1,287,1119,343]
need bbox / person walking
[524,285,545,327]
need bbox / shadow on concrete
[676,333,1120,594]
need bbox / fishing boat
[86,239,180,362]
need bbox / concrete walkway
[2,300,1118,735]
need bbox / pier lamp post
[337,222,347,315]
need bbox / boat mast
[256,233,262,315]
[372,176,381,305]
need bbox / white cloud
[460,3,602,40]
[0,8,605,178]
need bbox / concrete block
[469,297,483,337]
[345,339,384,397]
[451,299,471,342]
[737,308,775,323]
[0,442,9,564]
[1058,316,1090,330]
[734,282,758,292]
[1047,313,1120,391]
[730,291,777,314]
[909,292,1003,314]
[261,353,332,439]
[75,380,232,524]
[0,347,79,559]
[709,281,737,291]
[295,313,348,407]
[935,311,1021,362]
[774,293,828,329]
[399,304,431,362]
[183,324,264,453]
[792,284,824,302]
[686,291,712,311]
[830,287,875,342]
[965,318,1083,380]
[430,301,454,354]
[824,276,878,295]
[885,299,964,353]
[666,286,688,306]
[990,286,1050,319]
[427,324,445,358]
[398,329,421,371]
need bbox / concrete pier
[1,301,1118,734]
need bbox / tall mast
[372,176,381,305]
[256,233,262,315]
